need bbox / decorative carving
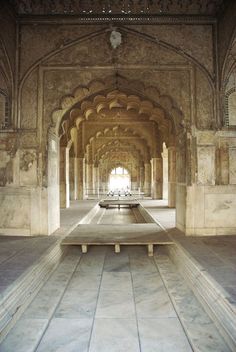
[12,0,225,16]
[20,151,36,171]
[110,30,122,49]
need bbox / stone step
[165,243,236,351]
[0,238,65,343]
[155,250,231,352]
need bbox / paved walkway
[141,199,236,304]
[0,201,97,301]
[0,245,230,352]
[0,199,235,351]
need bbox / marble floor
[141,200,236,303]
[0,199,235,351]
[0,245,230,352]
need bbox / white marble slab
[100,272,132,291]
[0,318,48,352]
[37,318,93,352]
[55,289,98,318]
[68,272,102,291]
[138,318,192,352]
[89,318,140,352]
[96,290,136,318]
[103,253,130,272]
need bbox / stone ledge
[0,239,65,343]
[167,242,236,351]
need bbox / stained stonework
[1,1,236,236]
[12,0,225,16]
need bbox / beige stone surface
[0,1,236,237]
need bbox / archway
[108,166,131,194]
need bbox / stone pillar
[151,157,163,199]
[93,165,99,197]
[69,156,77,200]
[168,147,176,207]
[76,157,85,200]
[87,162,94,197]
[144,162,151,196]
[139,165,144,192]
[162,147,168,200]
[60,146,70,208]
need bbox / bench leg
[82,244,88,253]
[147,244,153,257]
[115,244,120,253]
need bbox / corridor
[0,201,231,352]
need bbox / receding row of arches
[58,89,176,208]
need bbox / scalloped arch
[85,124,151,151]
[54,76,183,141]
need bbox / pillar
[86,162,94,197]
[162,146,168,199]
[76,157,85,200]
[168,147,176,207]
[60,146,70,208]
[69,156,77,200]
[139,165,144,192]
[151,157,163,199]
[93,165,99,197]
[144,162,151,196]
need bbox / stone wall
[1,10,236,235]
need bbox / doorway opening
[109,167,131,194]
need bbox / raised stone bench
[61,223,173,256]
[99,199,140,209]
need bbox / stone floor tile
[103,253,130,272]
[130,256,157,273]
[55,289,98,318]
[89,318,140,352]
[100,272,132,291]
[0,318,48,352]
[67,272,102,291]
[23,284,66,319]
[36,318,93,352]
[76,254,105,273]
[138,318,192,352]
[134,286,177,318]
[131,271,163,290]
[96,290,135,318]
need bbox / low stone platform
[61,224,173,256]
[0,235,63,342]
[99,199,140,209]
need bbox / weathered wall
[218,0,236,76]
[1,14,236,235]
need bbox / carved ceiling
[11,0,225,16]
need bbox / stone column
[162,146,168,200]
[144,162,151,196]
[151,157,163,199]
[168,147,176,207]
[69,156,75,200]
[93,164,99,198]
[139,165,144,192]
[60,146,70,208]
[87,162,94,197]
[76,157,85,200]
